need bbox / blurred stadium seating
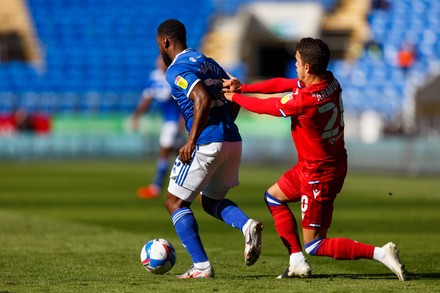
[1,0,440,173]
[0,0,214,115]
[211,0,339,15]
[292,0,440,120]
[0,0,341,117]
[0,0,439,121]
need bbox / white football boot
[244,219,263,266]
[378,242,407,281]
[177,264,215,279]
[277,258,312,278]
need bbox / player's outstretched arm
[226,93,283,117]
[242,78,296,94]
[223,72,296,95]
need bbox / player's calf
[305,237,374,260]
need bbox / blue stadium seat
[212,0,339,15]
[99,93,119,114]
[346,0,440,116]
[58,93,80,114]
[0,93,18,114]
[20,92,40,113]
[5,0,216,114]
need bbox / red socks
[264,192,375,260]
[267,204,303,254]
[315,238,375,260]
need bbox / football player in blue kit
[155,19,263,278]
[132,56,183,199]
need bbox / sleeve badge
[281,93,293,104]
[175,76,188,89]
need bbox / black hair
[157,19,187,45]
[296,37,330,75]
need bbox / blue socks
[171,200,249,264]
[210,199,249,231]
[171,207,208,263]
[153,158,169,188]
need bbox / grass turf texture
[0,161,439,292]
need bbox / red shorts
[277,165,346,229]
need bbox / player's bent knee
[201,197,237,220]
[165,193,188,215]
[200,196,217,216]
[304,238,323,255]
[264,191,284,207]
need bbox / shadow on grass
[229,272,440,280]
[313,272,440,281]
[404,272,440,280]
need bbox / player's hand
[223,92,234,102]
[179,140,196,165]
[222,72,241,93]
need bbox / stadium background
[0,0,439,174]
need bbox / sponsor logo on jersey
[313,189,321,199]
[175,76,188,89]
[281,93,293,104]
[189,57,197,62]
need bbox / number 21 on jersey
[318,93,344,139]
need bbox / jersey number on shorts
[318,93,344,139]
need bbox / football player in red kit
[223,37,406,281]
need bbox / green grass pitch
[0,160,439,292]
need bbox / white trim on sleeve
[187,79,201,98]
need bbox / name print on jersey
[312,78,340,102]
[199,61,222,76]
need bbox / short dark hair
[157,19,187,45]
[296,37,330,75]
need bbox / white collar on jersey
[169,48,193,67]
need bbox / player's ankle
[290,251,307,264]
[373,246,385,262]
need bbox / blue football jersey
[143,69,180,123]
[165,49,241,144]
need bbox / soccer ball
[140,238,176,274]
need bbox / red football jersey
[233,72,347,181]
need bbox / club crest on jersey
[175,76,188,89]
[281,93,293,104]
